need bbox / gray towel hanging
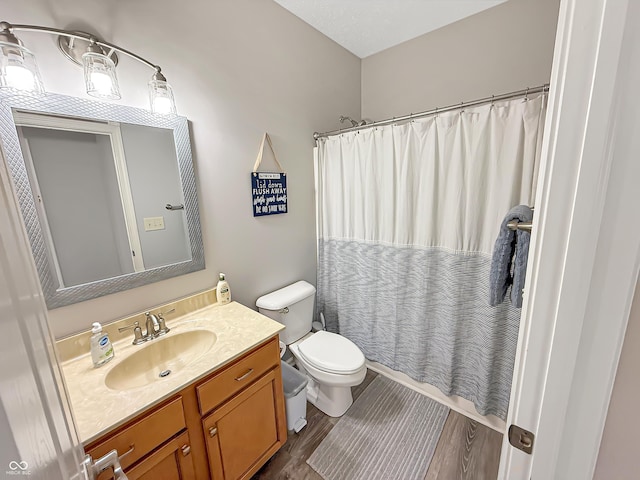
[489,205,533,308]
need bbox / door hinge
[508,424,535,455]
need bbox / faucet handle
[154,308,174,336]
[156,313,171,336]
[118,321,145,345]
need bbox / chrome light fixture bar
[0,21,177,114]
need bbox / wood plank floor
[253,371,502,480]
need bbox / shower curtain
[315,95,546,419]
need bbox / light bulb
[152,96,173,114]
[89,71,113,96]
[5,64,36,91]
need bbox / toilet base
[305,376,354,417]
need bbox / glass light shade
[82,51,120,99]
[0,40,45,94]
[149,79,176,114]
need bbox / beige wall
[361,0,560,120]
[3,0,361,337]
[4,0,561,337]
[594,279,640,478]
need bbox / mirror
[0,91,204,309]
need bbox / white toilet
[256,281,367,417]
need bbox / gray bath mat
[307,375,450,480]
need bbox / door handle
[82,450,128,480]
[235,368,254,381]
[119,444,135,460]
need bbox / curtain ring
[524,87,530,102]
[490,95,495,109]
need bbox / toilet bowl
[289,331,366,417]
[256,281,367,417]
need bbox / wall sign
[251,133,288,217]
[251,172,287,216]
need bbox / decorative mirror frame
[0,91,205,309]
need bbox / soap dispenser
[217,273,231,305]
[90,322,114,367]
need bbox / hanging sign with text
[251,172,287,216]
[251,133,288,217]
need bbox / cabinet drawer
[197,337,279,415]
[87,396,186,471]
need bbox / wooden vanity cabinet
[85,336,286,480]
[201,365,287,480]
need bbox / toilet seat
[297,331,365,375]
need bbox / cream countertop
[59,301,284,444]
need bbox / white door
[0,129,86,478]
[0,117,128,479]
[499,0,640,478]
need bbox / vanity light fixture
[0,21,177,114]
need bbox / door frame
[499,0,640,478]
[13,112,145,275]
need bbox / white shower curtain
[315,95,546,419]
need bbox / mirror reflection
[15,112,191,288]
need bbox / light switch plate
[144,216,165,231]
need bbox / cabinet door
[125,431,196,480]
[203,368,287,480]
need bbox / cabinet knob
[181,445,191,456]
[209,426,218,437]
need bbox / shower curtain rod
[313,84,550,140]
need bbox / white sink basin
[105,329,216,391]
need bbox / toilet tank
[256,281,316,345]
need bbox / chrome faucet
[145,312,160,339]
[120,310,174,345]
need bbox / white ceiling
[273,0,507,58]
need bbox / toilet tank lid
[256,280,316,310]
